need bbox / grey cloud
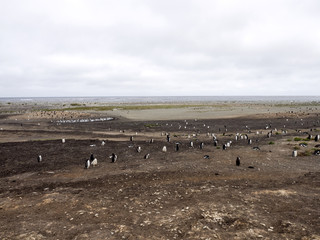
[0,0,320,97]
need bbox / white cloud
[0,0,320,97]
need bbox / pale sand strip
[105,105,316,121]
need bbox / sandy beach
[0,100,319,239]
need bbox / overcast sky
[1,0,319,97]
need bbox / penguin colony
[37,118,320,170]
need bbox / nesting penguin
[162,146,167,152]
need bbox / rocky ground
[0,104,320,239]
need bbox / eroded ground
[0,106,320,239]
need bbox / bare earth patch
[0,102,320,239]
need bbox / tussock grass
[298,150,312,157]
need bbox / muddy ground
[0,108,320,239]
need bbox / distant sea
[0,96,320,104]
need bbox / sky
[1,0,320,97]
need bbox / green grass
[298,150,312,157]
[70,103,85,107]
[294,137,302,141]
[273,101,320,107]
[269,141,275,145]
[144,123,160,128]
[293,146,300,150]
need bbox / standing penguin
[236,156,240,166]
[111,153,117,163]
[85,159,91,169]
[137,146,142,153]
[175,143,180,151]
[37,155,42,163]
[167,135,170,142]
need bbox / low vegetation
[298,150,312,157]
[144,123,160,128]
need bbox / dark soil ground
[0,111,320,239]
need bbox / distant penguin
[111,153,117,163]
[85,159,90,169]
[167,135,170,142]
[150,138,154,143]
[37,155,42,163]
[101,141,105,146]
[190,141,194,147]
[130,136,134,141]
[200,142,204,149]
[175,143,180,151]
[137,146,141,153]
[213,140,218,146]
[90,153,95,161]
[292,150,298,157]
[222,144,226,150]
[144,153,150,159]
[91,158,97,166]
[62,138,65,143]
[236,156,240,166]
[162,146,167,152]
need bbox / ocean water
[0,96,320,104]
